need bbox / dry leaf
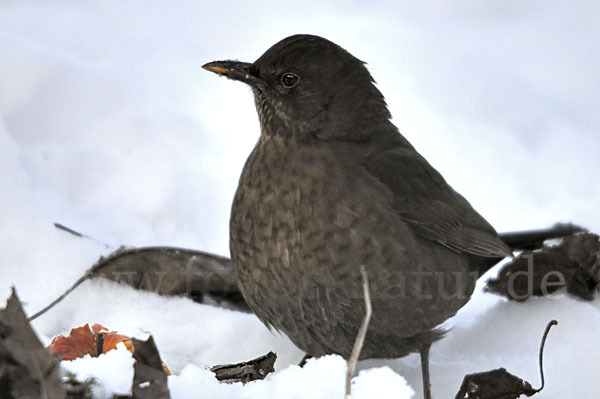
[132,336,170,399]
[90,247,245,308]
[210,351,277,384]
[48,323,133,361]
[455,320,557,399]
[0,288,65,398]
[487,233,600,301]
[91,324,134,354]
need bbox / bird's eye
[281,73,299,88]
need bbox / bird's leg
[419,342,432,399]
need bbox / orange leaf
[91,323,133,354]
[48,324,97,361]
[48,323,134,361]
[48,324,168,372]
[91,323,108,334]
[101,331,133,354]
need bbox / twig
[499,223,586,251]
[345,264,372,397]
[28,222,111,321]
[54,222,113,249]
[533,319,558,393]
[27,272,94,322]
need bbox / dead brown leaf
[0,288,65,399]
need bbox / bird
[203,34,517,399]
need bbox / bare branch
[346,264,372,397]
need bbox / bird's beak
[202,60,263,86]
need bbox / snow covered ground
[1,0,599,397]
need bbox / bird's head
[203,34,392,142]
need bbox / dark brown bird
[204,34,514,399]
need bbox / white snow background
[1,0,600,398]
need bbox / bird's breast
[229,135,409,308]
[233,137,348,288]
[228,136,476,356]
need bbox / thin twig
[27,272,93,321]
[499,223,586,251]
[533,319,558,393]
[27,222,114,321]
[54,222,113,249]
[345,264,372,397]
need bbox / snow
[61,343,135,397]
[1,0,599,398]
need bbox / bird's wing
[364,146,512,258]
